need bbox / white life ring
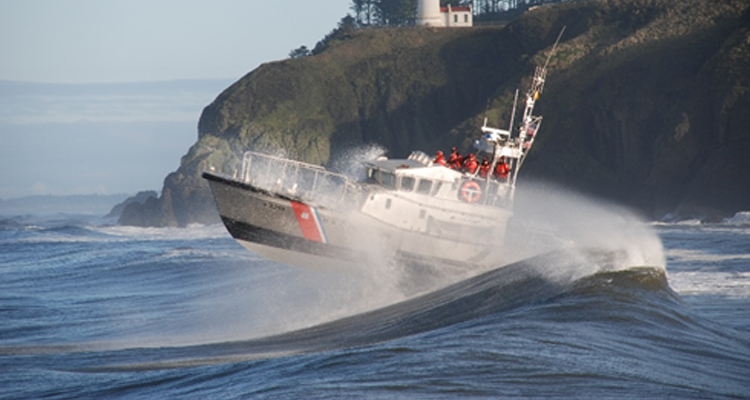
[460,181,482,203]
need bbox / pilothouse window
[382,172,396,188]
[373,169,394,187]
[417,179,432,195]
[431,182,443,196]
[400,176,415,191]
[376,170,384,183]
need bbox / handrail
[239,151,352,205]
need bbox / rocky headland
[119,0,750,226]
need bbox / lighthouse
[417,0,473,28]
[416,0,442,27]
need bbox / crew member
[494,157,510,181]
[433,151,446,166]
[447,147,463,170]
[479,156,491,178]
[463,154,478,175]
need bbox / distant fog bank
[0,79,232,199]
[0,193,132,217]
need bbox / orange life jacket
[464,156,478,174]
[479,162,491,178]
[494,162,510,180]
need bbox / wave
[722,211,750,226]
[4,245,747,399]
[654,211,750,228]
[37,248,669,371]
[0,216,228,245]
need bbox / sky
[0,0,351,202]
[0,0,351,83]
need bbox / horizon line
[0,191,158,202]
[0,77,237,86]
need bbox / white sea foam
[8,222,229,245]
[505,180,666,281]
[159,257,410,344]
[95,223,228,241]
[664,247,750,298]
[665,248,750,264]
[186,178,669,343]
[668,270,750,298]
[329,143,388,180]
[722,211,750,226]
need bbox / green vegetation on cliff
[120,0,750,226]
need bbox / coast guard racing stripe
[290,201,328,243]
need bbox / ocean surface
[1,208,749,399]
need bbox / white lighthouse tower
[416,0,442,27]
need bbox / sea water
[0,209,748,399]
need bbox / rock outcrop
[106,190,157,220]
[119,0,750,226]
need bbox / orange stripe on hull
[290,201,326,243]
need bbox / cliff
[119,0,750,226]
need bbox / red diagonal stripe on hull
[290,201,323,243]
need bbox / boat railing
[240,151,353,205]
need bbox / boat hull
[204,172,511,271]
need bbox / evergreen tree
[312,15,358,55]
[374,0,417,26]
[289,45,311,59]
[441,0,472,6]
[351,0,377,26]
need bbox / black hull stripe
[221,215,478,270]
[220,216,364,262]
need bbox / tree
[289,45,311,59]
[351,0,377,26]
[441,0,473,6]
[374,0,417,26]
[350,0,420,27]
[312,15,358,55]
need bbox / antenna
[508,89,519,135]
[543,26,566,71]
[482,97,492,125]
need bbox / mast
[472,26,565,198]
[511,27,566,183]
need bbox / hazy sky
[1,0,351,83]
[0,0,351,202]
